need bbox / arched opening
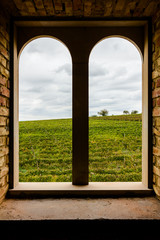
[19,37,72,182]
[89,37,142,182]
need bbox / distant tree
[91,115,97,117]
[123,110,129,115]
[131,110,138,114]
[98,109,108,116]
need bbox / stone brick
[0,96,6,107]
[152,88,160,98]
[34,0,45,9]
[0,65,9,78]
[0,0,11,204]
[125,1,137,16]
[36,9,46,16]
[156,136,160,147]
[153,184,160,199]
[0,26,9,42]
[153,146,160,156]
[0,146,9,157]
[155,19,160,32]
[0,166,9,178]
[152,43,155,52]
[156,98,160,107]
[24,0,36,14]
[153,48,160,61]
[156,156,160,168]
[0,136,6,146]
[153,127,160,136]
[152,62,155,71]
[6,99,9,108]
[73,0,82,11]
[0,85,10,98]
[0,33,7,49]
[153,98,156,107]
[115,0,125,11]
[153,117,156,127]
[13,0,26,10]
[0,107,9,116]
[0,156,5,168]
[157,57,160,67]
[0,127,9,136]
[6,136,9,145]
[153,173,156,183]
[6,117,9,126]
[0,54,7,68]
[153,107,160,116]
[153,155,156,164]
[153,165,160,176]
[84,1,92,17]
[153,28,160,42]
[156,126,160,132]
[0,184,8,201]
[6,60,10,71]
[5,154,9,164]
[65,1,73,16]
[54,0,63,11]
[0,44,9,60]
[157,176,160,188]
[155,78,160,88]
[144,1,158,17]
[0,13,7,30]
[0,74,7,86]
[0,175,7,187]
[43,0,55,15]
[152,70,160,79]
[153,135,156,145]
[156,118,160,126]
[103,0,112,16]
[7,80,10,89]
[154,64,160,73]
[0,117,6,126]
[152,8,160,24]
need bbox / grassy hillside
[19,114,142,182]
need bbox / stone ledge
[0,196,159,220]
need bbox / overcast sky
[19,37,142,121]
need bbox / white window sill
[8,182,153,197]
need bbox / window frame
[9,19,153,197]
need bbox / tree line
[94,109,139,117]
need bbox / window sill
[8,182,153,198]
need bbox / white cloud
[19,37,142,120]
[89,37,142,116]
[19,37,72,121]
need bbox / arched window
[89,37,142,182]
[10,21,151,194]
[19,37,72,182]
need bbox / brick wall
[0,0,159,203]
[0,10,10,204]
[152,8,160,200]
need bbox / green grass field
[19,114,142,182]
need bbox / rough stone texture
[0,9,10,204]
[0,0,160,204]
[152,8,160,201]
[0,197,160,220]
[0,0,159,18]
